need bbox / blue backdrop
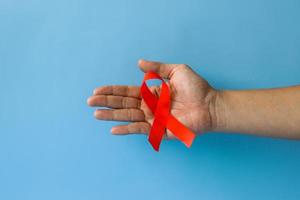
[1,0,300,199]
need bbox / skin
[87,59,300,140]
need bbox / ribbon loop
[140,71,196,151]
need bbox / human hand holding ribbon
[88,59,217,152]
[141,71,195,151]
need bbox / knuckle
[179,64,190,69]
[128,123,134,133]
[140,124,148,133]
[111,86,115,95]
[122,97,127,108]
[128,109,133,121]
[103,95,108,106]
[125,86,129,96]
[111,110,116,120]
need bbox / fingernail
[138,59,144,65]
[111,127,116,133]
[87,97,91,105]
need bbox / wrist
[208,89,229,132]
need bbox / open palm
[87,59,217,139]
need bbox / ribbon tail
[167,115,196,148]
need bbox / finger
[94,109,145,122]
[110,122,151,135]
[88,95,141,109]
[93,85,140,98]
[111,122,176,140]
[138,59,178,79]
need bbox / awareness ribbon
[140,71,196,151]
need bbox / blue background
[1,0,300,199]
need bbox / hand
[87,59,217,139]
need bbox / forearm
[211,85,300,139]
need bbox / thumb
[138,59,178,79]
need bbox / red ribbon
[140,71,196,151]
